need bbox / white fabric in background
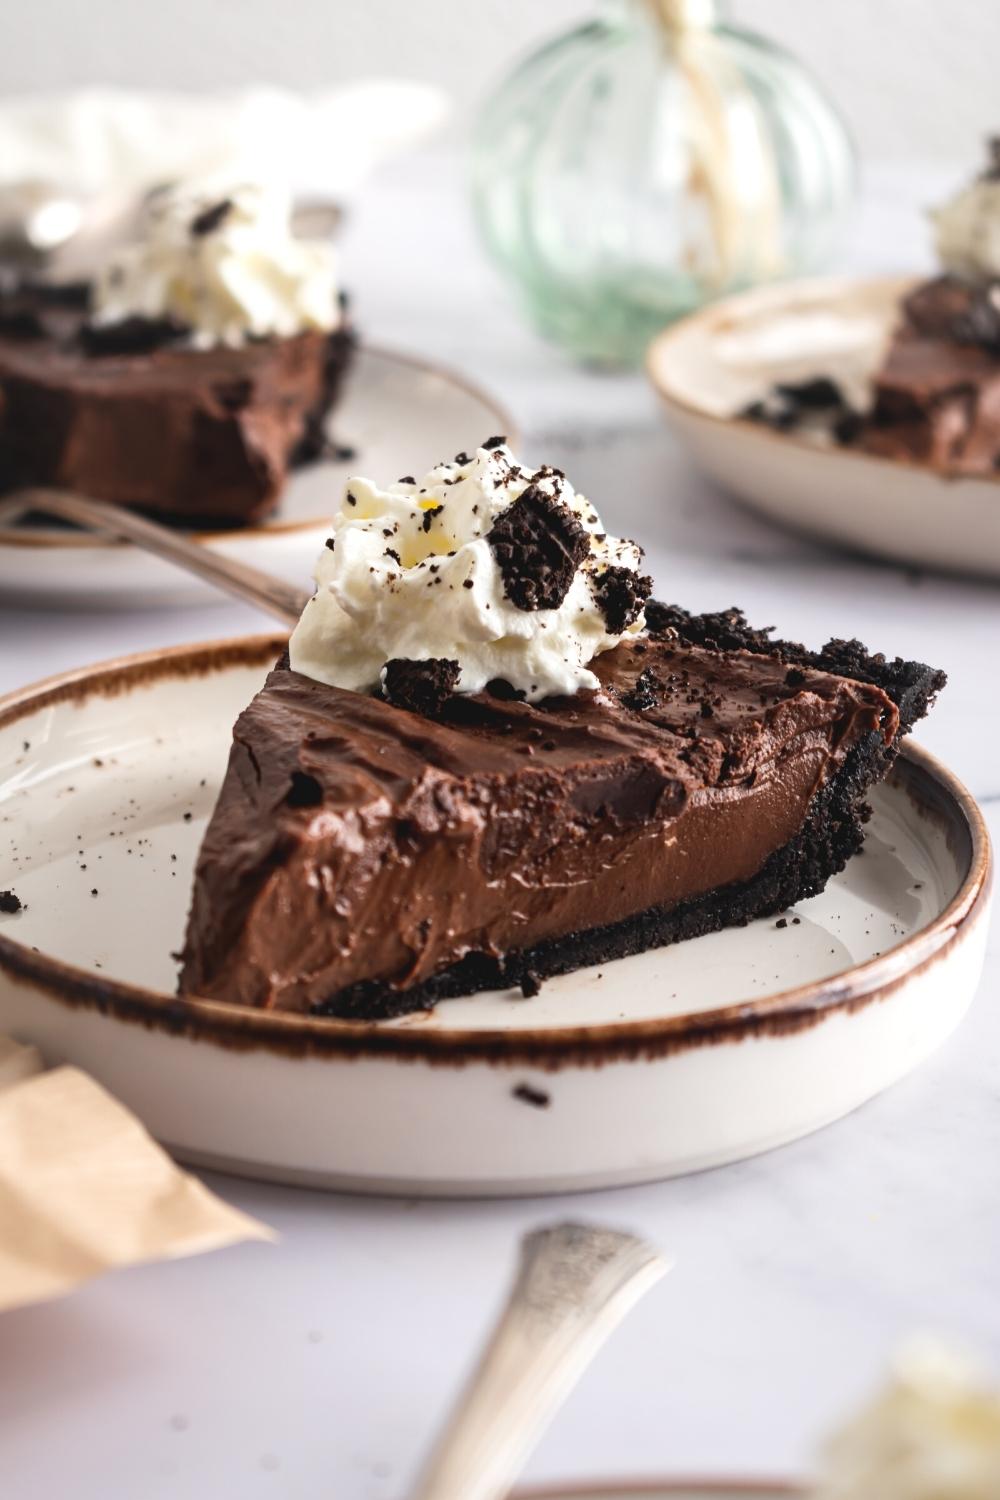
[0,82,450,199]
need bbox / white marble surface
[1,154,998,1499]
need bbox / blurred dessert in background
[861,144,1000,475]
[0,182,354,527]
[743,138,1000,478]
[813,1341,1000,1499]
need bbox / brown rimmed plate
[0,635,991,1196]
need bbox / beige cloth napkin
[0,1035,273,1314]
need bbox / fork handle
[0,487,311,627]
[410,1223,669,1500]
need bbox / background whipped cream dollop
[813,1342,1000,1500]
[933,172,1000,283]
[288,440,650,703]
[92,181,341,348]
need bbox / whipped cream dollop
[288,440,651,703]
[91,182,341,348]
[933,148,1000,283]
[813,1342,1000,1500]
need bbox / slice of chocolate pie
[0,184,354,527]
[178,442,944,1018]
[860,138,1000,474]
[742,141,1000,473]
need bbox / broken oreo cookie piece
[741,376,860,444]
[382,657,461,717]
[487,484,590,611]
[951,286,1000,354]
[592,564,652,635]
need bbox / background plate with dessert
[0,180,515,609]
[648,146,1000,581]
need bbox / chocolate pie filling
[178,607,942,1019]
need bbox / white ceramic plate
[0,345,515,610]
[0,637,991,1197]
[647,274,1000,580]
[516,1486,794,1499]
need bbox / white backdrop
[0,0,996,163]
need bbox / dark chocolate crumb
[483,678,523,705]
[775,917,788,929]
[286,771,323,808]
[421,504,444,533]
[90,888,98,896]
[512,1081,550,1108]
[190,199,233,237]
[182,812,193,822]
[81,316,189,357]
[0,889,22,914]
[453,451,471,465]
[487,485,589,612]
[397,475,416,485]
[482,434,507,450]
[519,969,543,999]
[622,667,661,712]
[382,658,460,717]
[213,377,253,413]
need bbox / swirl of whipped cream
[288,440,651,703]
[91,182,341,348]
[933,177,1000,283]
[813,1341,1000,1500]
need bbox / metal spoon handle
[410,1223,669,1500]
[0,488,311,627]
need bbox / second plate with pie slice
[647,274,1000,581]
[0,345,516,610]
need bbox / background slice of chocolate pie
[178,441,945,1019]
[0,183,354,527]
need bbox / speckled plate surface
[0,345,515,610]
[0,635,991,1196]
[648,274,1000,580]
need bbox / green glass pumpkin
[471,0,856,366]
